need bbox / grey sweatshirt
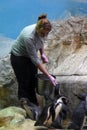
[11,24,46,66]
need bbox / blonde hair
[36,14,52,33]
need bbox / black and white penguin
[43,83,61,106]
[68,93,87,130]
[34,96,68,127]
[20,98,41,120]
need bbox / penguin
[34,96,68,128]
[68,92,87,130]
[43,83,61,106]
[20,98,41,120]
[51,102,71,129]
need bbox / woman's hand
[48,75,58,87]
[38,62,57,87]
[41,53,48,63]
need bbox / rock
[0,54,19,108]
[44,16,87,110]
[0,107,47,130]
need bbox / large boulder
[44,16,87,109]
[0,106,46,130]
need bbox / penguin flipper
[34,107,49,126]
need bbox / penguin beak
[61,97,69,105]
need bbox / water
[0,0,87,58]
[0,0,87,39]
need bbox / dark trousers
[10,53,38,105]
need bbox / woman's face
[38,29,50,37]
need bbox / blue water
[0,0,87,58]
[0,0,87,39]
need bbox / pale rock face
[44,17,87,76]
[44,16,87,109]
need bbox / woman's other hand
[41,53,48,63]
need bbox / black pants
[10,52,38,105]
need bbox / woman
[10,14,57,106]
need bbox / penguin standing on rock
[34,96,68,128]
[68,93,87,130]
[20,98,41,120]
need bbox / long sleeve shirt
[11,24,46,66]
